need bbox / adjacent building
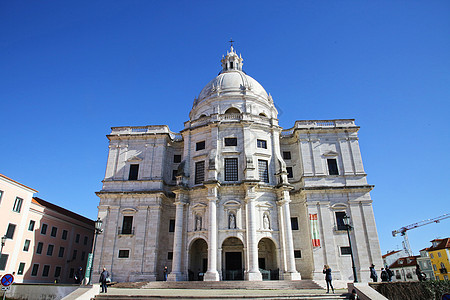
[427,238,450,281]
[0,173,94,283]
[94,45,383,283]
[382,249,408,269]
[417,247,434,281]
[389,256,420,282]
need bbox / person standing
[99,267,110,293]
[381,268,388,282]
[74,267,83,284]
[323,265,334,293]
[163,266,168,281]
[370,264,378,282]
[386,266,393,282]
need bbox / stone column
[168,197,187,281]
[204,183,220,281]
[244,183,262,281]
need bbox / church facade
[94,46,382,283]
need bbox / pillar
[244,183,262,281]
[204,183,220,281]
[168,198,187,281]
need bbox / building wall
[429,249,450,281]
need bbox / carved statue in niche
[229,213,236,229]
[263,213,270,230]
[195,215,202,231]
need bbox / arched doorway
[189,238,208,281]
[258,238,278,280]
[222,237,244,280]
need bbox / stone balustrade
[281,119,356,136]
[110,125,183,141]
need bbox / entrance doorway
[222,237,244,280]
[258,238,278,280]
[189,238,208,281]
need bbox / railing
[281,119,356,137]
[223,269,244,280]
[110,126,183,142]
[117,227,135,235]
[440,268,448,274]
[219,113,242,120]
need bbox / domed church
[94,45,382,283]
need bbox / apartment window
[31,264,39,276]
[54,266,61,278]
[436,275,439,280]
[84,236,88,245]
[62,230,68,240]
[81,251,86,261]
[438,252,442,258]
[173,155,182,163]
[195,161,205,184]
[257,139,267,149]
[118,250,130,258]
[168,252,173,260]
[28,220,35,231]
[0,254,8,271]
[128,164,139,180]
[122,216,133,234]
[18,262,25,275]
[224,137,237,146]
[23,239,31,251]
[69,268,74,279]
[294,250,302,259]
[75,234,80,243]
[224,158,238,181]
[47,244,54,256]
[335,212,347,230]
[51,226,58,237]
[169,219,175,232]
[291,217,299,230]
[41,223,48,235]
[196,141,206,151]
[0,190,3,203]
[327,158,339,175]
[12,197,23,212]
[36,242,43,254]
[286,167,293,178]
[42,265,50,277]
[58,247,65,258]
[72,250,77,260]
[283,151,291,160]
[5,223,16,239]
[341,247,352,255]
[258,160,269,183]
[172,170,178,181]
[430,253,434,259]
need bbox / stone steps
[94,296,345,300]
[141,280,323,290]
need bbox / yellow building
[427,238,450,281]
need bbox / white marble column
[244,183,262,281]
[168,200,186,281]
[204,183,220,281]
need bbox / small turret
[221,45,243,72]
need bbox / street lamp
[343,214,358,282]
[0,235,6,256]
[89,218,103,285]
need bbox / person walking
[74,267,83,284]
[99,267,110,293]
[370,264,378,282]
[323,265,334,293]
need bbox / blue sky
[1,1,449,255]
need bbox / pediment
[121,207,138,214]
[127,155,143,162]
[224,200,241,207]
[192,203,207,209]
[323,151,339,157]
[330,203,348,210]
[256,202,273,208]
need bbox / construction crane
[392,213,450,256]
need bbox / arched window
[259,113,267,117]
[224,107,240,114]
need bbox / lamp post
[89,218,103,285]
[0,235,6,256]
[343,214,358,282]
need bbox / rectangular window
[12,197,23,212]
[42,265,50,277]
[58,247,65,258]
[335,212,347,230]
[257,139,267,149]
[18,262,25,275]
[258,160,269,183]
[169,219,175,232]
[28,220,35,231]
[75,234,80,243]
[41,223,48,235]
[31,264,39,276]
[196,141,206,151]
[172,170,178,181]
[340,246,352,255]
[36,242,43,254]
[128,164,139,180]
[294,250,302,258]
[195,161,205,184]
[286,167,293,178]
[47,244,54,256]
[23,239,31,251]
[122,216,133,234]
[168,252,173,260]
[5,223,16,239]
[51,226,58,237]
[224,137,237,146]
[0,254,8,271]
[224,158,238,181]
[430,253,434,259]
[62,230,68,240]
[54,266,61,278]
[173,155,182,163]
[81,251,86,261]
[0,190,3,204]
[118,250,130,258]
[438,252,442,258]
[84,236,88,245]
[327,158,339,175]
[291,217,299,230]
[72,250,77,260]
[283,151,291,159]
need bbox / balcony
[117,227,135,236]
[439,268,448,274]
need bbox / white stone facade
[94,46,383,282]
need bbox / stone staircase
[142,279,323,289]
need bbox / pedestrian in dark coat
[99,267,110,293]
[381,268,388,282]
[386,266,393,282]
[74,267,83,284]
[323,265,334,293]
[164,266,168,281]
[370,264,378,282]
